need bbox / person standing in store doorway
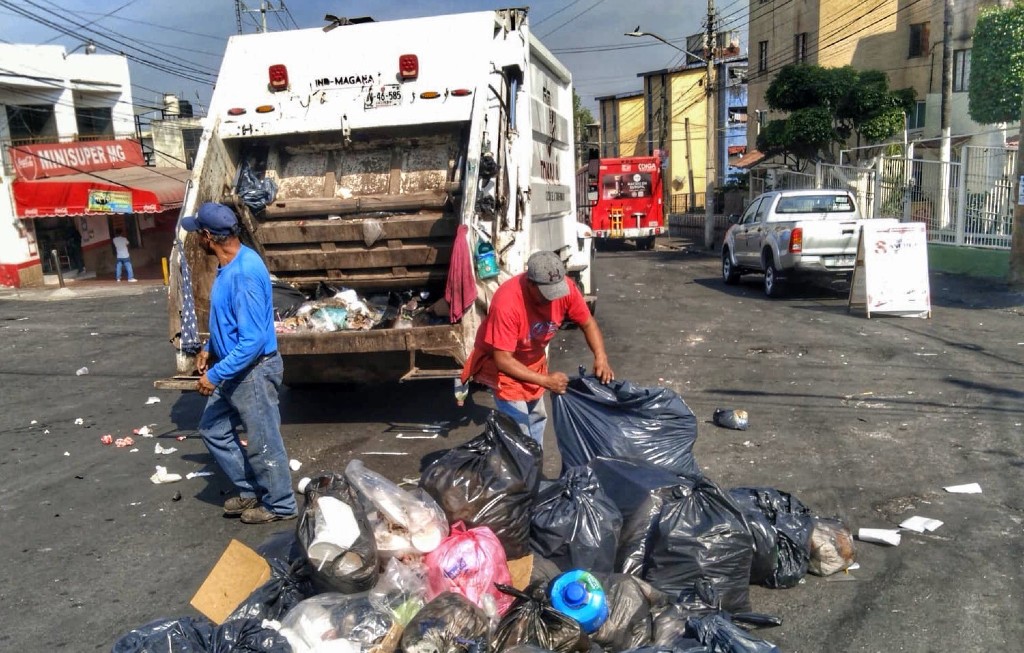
[67,222,85,274]
[111,230,137,282]
[183,201,297,525]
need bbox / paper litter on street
[154,443,178,455]
[150,466,183,484]
[145,397,161,405]
[857,528,901,546]
[944,482,982,494]
[289,459,302,471]
[134,425,155,437]
[74,418,84,425]
[899,516,943,532]
[185,471,215,480]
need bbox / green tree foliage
[573,91,595,148]
[969,2,1024,125]
[758,64,915,166]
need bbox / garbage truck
[156,8,593,387]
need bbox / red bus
[576,155,664,250]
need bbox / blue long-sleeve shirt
[205,245,277,385]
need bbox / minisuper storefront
[2,139,189,287]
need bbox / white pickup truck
[721,189,898,297]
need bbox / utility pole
[939,0,954,229]
[1009,95,1024,287]
[236,0,287,33]
[684,117,696,211]
[703,0,717,250]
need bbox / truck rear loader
[159,9,593,387]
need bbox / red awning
[13,166,191,218]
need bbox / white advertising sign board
[848,222,931,318]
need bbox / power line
[540,0,610,38]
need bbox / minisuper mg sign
[9,139,146,181]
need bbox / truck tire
[637,236,656,251]
[763,254,784,298]
[722,248,741,284]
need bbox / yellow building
[596,91,647,158]
[746,0,1009,156]
[638,63,710,212]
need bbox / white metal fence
[751,146,1017,250]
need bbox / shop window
[5,104,58,143]
[75,107,114,140]
[908,23,929,58]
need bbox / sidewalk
[0,264,167,301]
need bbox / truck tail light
[399,54,418,80]
[789,227,803,253]
[268,64,289,92]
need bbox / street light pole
[704,0,717,250]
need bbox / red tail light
[399,54,418,80]
[268,64,289,92]
[789,227,803,253]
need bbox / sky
[0,0,749,118]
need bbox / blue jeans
[199,354,297,515]
[493,394,548,446]
[115,258,134,281]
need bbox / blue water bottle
[548,570,609,633]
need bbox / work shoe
[240,505,298,524]
[223,496,259,516]
[128,278,138,283]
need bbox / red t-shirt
[463,273,591,401]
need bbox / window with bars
[758,40,769,72]
[908,22,929,58]
[794,32,807,63]
[953,49,971,92]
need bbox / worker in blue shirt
[182,202,297,524]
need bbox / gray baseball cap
[527,251,568,301]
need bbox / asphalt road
[1,239,1022,652]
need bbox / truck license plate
[365,84,403,109]
[828,255,855,266]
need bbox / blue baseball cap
[181,202,238,236]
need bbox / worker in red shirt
[461,250,614,446]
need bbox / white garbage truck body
[162,8,592,385]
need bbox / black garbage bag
[684,614,781,653]
[111,616,290,653]
[621,645,709,653]
[296,472,379,594]
[645,478,754,613]
[236,160,278,213]
[551,376,699,477]
[400,592,491,653]
[492,584,589,653]
[530,466,623,573]
[727,488,813,589]
[590,574,671,652]
[420,411,542,559]
[272,281,308,320]
[230,531,317,622]
[594,460,752,614]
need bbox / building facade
[596,91,646,158]
[746,0,1013,158]
[0,44,189,287]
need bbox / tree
[968,2,1024,125]
[573,90,595,166]
[757,64,915,168]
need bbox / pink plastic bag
[424,521,514,616]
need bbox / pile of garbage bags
[114,377,858,653]
[273,282,448,334]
